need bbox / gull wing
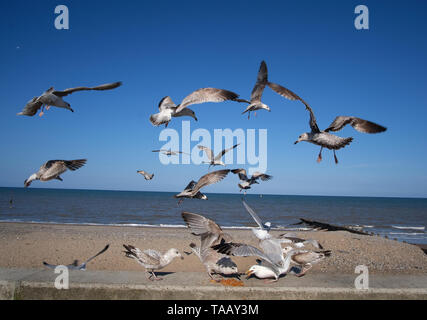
[183,180,197,191]
[251,172,273,181]
[123,245,161,266]
[212,242,279,272]
[40,159,86,180]
[242,200,265,230]
[192,169,230,194]
[52,82,122,97]
[267,82,320,133]
[17,97,43,116]
[197,145,214,160]
[175,88,239,113]
[231,168,248,181]
[78,244,110,267]
[182,212,230,249]
[214,143,240,161]
[157,96,176,111]
[324,116,387,134]
[250,61,268,103]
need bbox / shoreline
[0,222,426,275]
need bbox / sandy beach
[0,222,426,275]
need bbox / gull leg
[317,147,323,163]
[39,105,45,117]
[208,271,222,282]
[264,278,278,284]
[248,112,250,120]
[45,105,50,110]
[254,111,257,117]
[177,199,184,206]
[165,122,169,128]
[297,264,312,277]
[334,150,339,164]
[151,270,163,281]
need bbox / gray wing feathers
[175,88,239,113]
[242,200,265,230]
[53,82,122,97]
[192,169,230,193]
[325,116,387,134]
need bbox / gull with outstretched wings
[17,82,122,117]
[137,170,154,180]
[231,169,272,193]
[150,88,247,127]
[174,169,230,204]
[198,143,240,170]
[24,159,87,187]
[182,212,239,281]
[43,244,109,270]
[241,61,270,119]
[293,100,387,164]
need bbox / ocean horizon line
[1,186,426,200]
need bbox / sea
[0,187,426,244]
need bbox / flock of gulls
[19,60,387,283]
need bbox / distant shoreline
[1,186,426,200]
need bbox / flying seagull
[281,246,331,277]
[263,74,387,163]
[149,88,246,127]
[294,101,387,163]
[182,212,239,281]
[17,82,122,117]
[242,61,271,119]
[198,144,240,169]
[137,170,154,180]
[174,169,230,203]
[43,244,109,270]
[152,149,189,156]
[232,169,272,193]
[123,244,183,281]
[24,159,87,187]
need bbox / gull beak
[294,141,299,145]
[194,117,198,121]
[245,270,254,279]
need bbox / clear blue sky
[1,0,426,198]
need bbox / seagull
[293,101,387,163]
[24,159,87,187]
[17,82,122,117]
[242,61,271,119]
[43,244,109,270]
[137,170,154,180]
[198,144,240,169]
[150,88,246,127]
[232,169,272,193]
[174,169,230,203]
[212,240,293,283]
[182,212,239,281]
[152,149,189,156]
[123,244,183,281]
[281,246,331,277]
[278,232,323,249]
[242,200,274,234]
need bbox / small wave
[389,232,426,236]
[391,225,425,231]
